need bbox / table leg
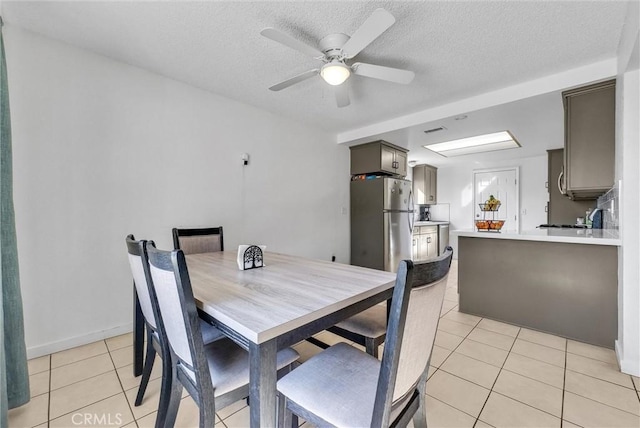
[249,339,278,428]
[133,286,144,377]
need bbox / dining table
[133,250,396,427]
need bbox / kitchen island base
[459,236,617,348]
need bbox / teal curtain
[0,21,29,427]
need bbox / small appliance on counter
[419,206,431,221]
[589,208,604,229]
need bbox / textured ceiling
[2,1,628,135]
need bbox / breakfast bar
[453,228,620,348]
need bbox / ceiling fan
[261,8,415,108]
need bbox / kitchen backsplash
[597,182,619,230]
[429,203,450,221]
[415,203,451,222]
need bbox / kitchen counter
[452,228,620,246]
[456,228,618,348]
[415,221,449,226]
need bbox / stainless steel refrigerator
[351,177,414,272]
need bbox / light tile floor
[9,261,640,427]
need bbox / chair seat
[199,319,225,344]
[187,338,299,398]
[277,343,379,427]
[334,304,387,338]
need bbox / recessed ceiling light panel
[423,131,520,157]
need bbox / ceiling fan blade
[268,69,319,91]
[335,84,350,108]
[342,8,395,59]
[261,27,324,58]
[352,62,415,84]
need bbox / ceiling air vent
[423,126,447,134]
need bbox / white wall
[614,0,640,376]
[5,27,350,358]
[438,155,548,258]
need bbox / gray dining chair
[172,226,224,254]
[145,241,300,428]
[277,247,453,428]
[125,235,225,412]
[326,303,388,358]
[306,305,387,359]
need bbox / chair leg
[135,335,157,406]
[277,364,298,428]
[199,403,216,428]
[411,389,427,428]
[365,338,378,359]
[279,396,298,428]
[155,349,172,424]
[277,393,285,428]
[160,370,183,428]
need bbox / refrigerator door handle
[408,189,415,233]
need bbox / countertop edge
[451,229,621,246]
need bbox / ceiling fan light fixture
[321,61,351,86]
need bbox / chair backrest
[372,247,453,427]
[145,242,212,389]
[125,234,157,330]
[172,227,224,254]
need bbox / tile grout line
[498,365,562,390]
[473,326,522,427]
[559,388,640,420]
[488,390,566,421]
[47,354,52,428]
[563,366,637,391]
[106,342,140,428]
[49,337,123,366]
[46,341,121,425]
[520,338,640,420]
[47,349,125,425]
[443,337,505,369]
[47,361,127,395]
[427,313,485,425]
[565,349,622,366]
[48,391,124,425]
[433,313,482,368]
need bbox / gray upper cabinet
[562,80,616,200]
[350,140,408,177]
[547,149,595,224]
[412,164,437,204]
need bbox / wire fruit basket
[475,220,505,231]
[477,202,505,232]
[479,202,501,211]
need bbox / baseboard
[615,339,640,377]
[27,323,133,359]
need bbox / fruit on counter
[475,220,506,231]
[484,195,501,211]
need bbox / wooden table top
[185,251,396,344]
